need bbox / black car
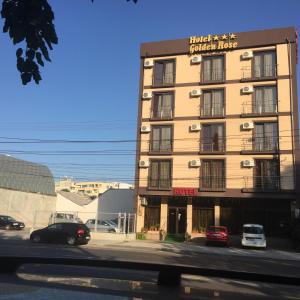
[30,223,91,245]
[0,215,25,230]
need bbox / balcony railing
[242,137,279,152]
[200,107,225,118]
[202,69,225,83]
[243,176,280,192]
[200,176,226,191]
[200,139,226,152]
[242,102,278,115]
[150,141,172,153]
[241,65,277,80]
[148,178,171,190]
[153,72,175,86]
[151,108,173,119]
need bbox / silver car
[85,219,120,233]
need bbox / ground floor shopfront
[137,195,294,237]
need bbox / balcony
[148,178,171,190]
[241,137,279,154]
[152,73,175,87]
[202,69,225,84]
[243,176,280,192]
[150,108,173,120]
[241,65,277,81]
[200,139,226,153]
[149,141,173,154]
[199,176,226,191]
[241,102,278,116]
[200,107,225,119]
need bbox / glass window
[203,56,224,82]
[202,89,224,117]
[152,93,173,119]
[151,126,172,152]
[254,159,280,191]
[254,122,278,151]
[201,160,225,190]
[253,51,276,78]
[149,160,171,190]
[144,206,160,230]
[154,60,175,85]
[201,124,225,152]
[254,86,277,114]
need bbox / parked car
[0,215,25,230]
[206,226,229,246]
[85,219,120,233]
[30,223,90,245]
[49,213,83,225]
[241,224,266,249]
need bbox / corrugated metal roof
[0,155,55,196]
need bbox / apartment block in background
[135,27,299,238]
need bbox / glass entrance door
[168,207,186,234]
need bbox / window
[254,122,278,151]
[253,51,276,78]
[151,125,172,152]
[201,124,225,152]
[202,89,224,117]
[149,160,171,190]
[202,56,224,82]
[254,159,280,191]
[201,160,225,190]
[254,86,277,114]
[144,206,161,230]
[48,224,63,231]
[154,60,175,86]
[152,93,173,119]
[192,208,214,233]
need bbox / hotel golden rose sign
[189,33,238,54]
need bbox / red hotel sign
[173,188,197,196]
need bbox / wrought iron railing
[151,108,173,119]
[241,65,278,79]
[244,176,281,191]
[148,178,171,190]
[200,139,226,152]
[242,102,278,115]
[242,137,279,152]
[200,176,226,190]
[153,72,175,86]
[202,69,225,83]
[200,107,225,118]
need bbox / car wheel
[66,236,76,246]
[108,229,115,233]
[5,225,11,230]
[32,235,41,243]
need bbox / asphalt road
[0,237,300,278]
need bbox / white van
[241,224,266,249]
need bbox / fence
[33,210,136,234]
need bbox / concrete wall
[0,188,56,228]
[99,189,135,216]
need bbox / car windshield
[208,227,226,232]
[0,2,299,299]
[243,226,264,234]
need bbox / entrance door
[168,208,186,234]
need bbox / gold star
[221,34,228,40]
[213,35,219,41]
[229,33,236,39]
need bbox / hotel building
[135,27,299,237]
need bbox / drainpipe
[286,38,297,191]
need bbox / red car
[206,226,229,246]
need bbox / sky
[0,0,299,184]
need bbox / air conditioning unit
[242,86,254,94]
[139,160,149,168]
[190,89,202,97]
[191,55,202,64]
[242,160,255,167]
[140,125,151,133]
[140,197,148,206]
[242,122,254,130]
[190,124,201,131]
[142,91,152,100]
[144,59,154,68]
[189,159,201,167]
[241,51,253,59]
